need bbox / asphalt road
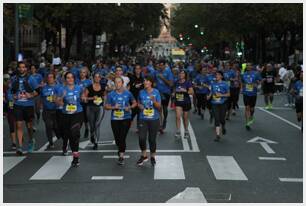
[3,94,303,203]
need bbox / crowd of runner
[3,57,303,167]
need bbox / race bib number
[8,101,14,108]
[299,88,303,97]
[176,93,184,102]
[66,104,77,113]
[143,108,154,117]
[246,84,254,92]
[213,94,221,102]
[114,109,124,119]
[47,96,54,102]
[93,97,103,105]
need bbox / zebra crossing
[4,154,298,183]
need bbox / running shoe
[11,143,17,150]
[137,156,148,166]
[249,116,255,125]
[264,105,269,110]
[118,157,125,165]
[175,131,181,139]
[214,135,220,142]
[16,147,23,156]
[47,143,55,149]
[222,127,226,135]
[268,103,273,110]
[71,157,80,167]
[27,139,35,153]
[159,128,164,134]
[150,157,156,166]
[184,131,190,139]
[246,125,251,131]
[93,143,98,150]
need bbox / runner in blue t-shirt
[193,66,210,120]
[105,77,137,165]
[207,70,230,142]
[41,73,59,149]
[154,59,174,133]
[174,70,194,139]
[56,72,84,167]
[136,76,161,166]
[11,62,40,155]
[241,63,262,130]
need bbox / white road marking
[180,117,190,151]
[188,122,200,152]
[258,157,286,161]
[259,142,275,154]
[4,156,26,175]
[4,149,199,154]
[258,107,301,130]
[30,156,73,180]
[247,136,277,144]
[154,155,185,180]
[79,140,90,149]
[166,187,207,203]
[91,176,123,180]
[207,156,248,181]
[103,155,130,159]
[37,136,58,152]
[279,178,303,182]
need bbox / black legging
[161,93,170,127]
[195,93,207,112]
[87,105,105,144]
[42,110,58,145]
[111,119,131,153]
[62,112,83,152]
[138,119,159,153]
[230,87,240,110]
[212,103,227,127]
[7,109,15,133]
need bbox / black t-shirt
[87,84,105,107]
[261,70,276,86]
[129,74,144,100]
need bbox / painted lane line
[166,187,207,203]
[258,107,301,130]
[4,156,26,175]
[4,149,198,154]
[258,157,286,161]
[279,178,303,182]
[259,142,275,154]
[180,118,190,151]
[207,156,248,181]
[30,156,73,180]
[188,122,200,152]
[154,155,185,180]
[91,176,123,180]
[37,136,57,152]
[103,155,130,159]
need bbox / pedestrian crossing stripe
[4,156,26,175]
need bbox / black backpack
[11,74,34,94]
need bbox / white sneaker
[175,131,181,139]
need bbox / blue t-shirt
[154,67,174,95]
[138,88,161,120]
[13,75,39,107]
[106,90,135,120]
[194,74,210,94]
[54,84,64,110]
[210,81,229,104]
[6,87,14,110]
[30,73,43,86]
[174,80,193,104]
[242,71,261,96]
[206,73,216,85]
[58,85,83,114]
[70,67,81,81]
[294,80,303,97]
[38,67,49,79]
[41,84,57,110]
[223,69,235,88]
[77,78,92,91]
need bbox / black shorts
[263,84,275,94]
[295,97,303,113]
[14,104,35,122]
[175,103,191,112]
[243,95,257,108]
